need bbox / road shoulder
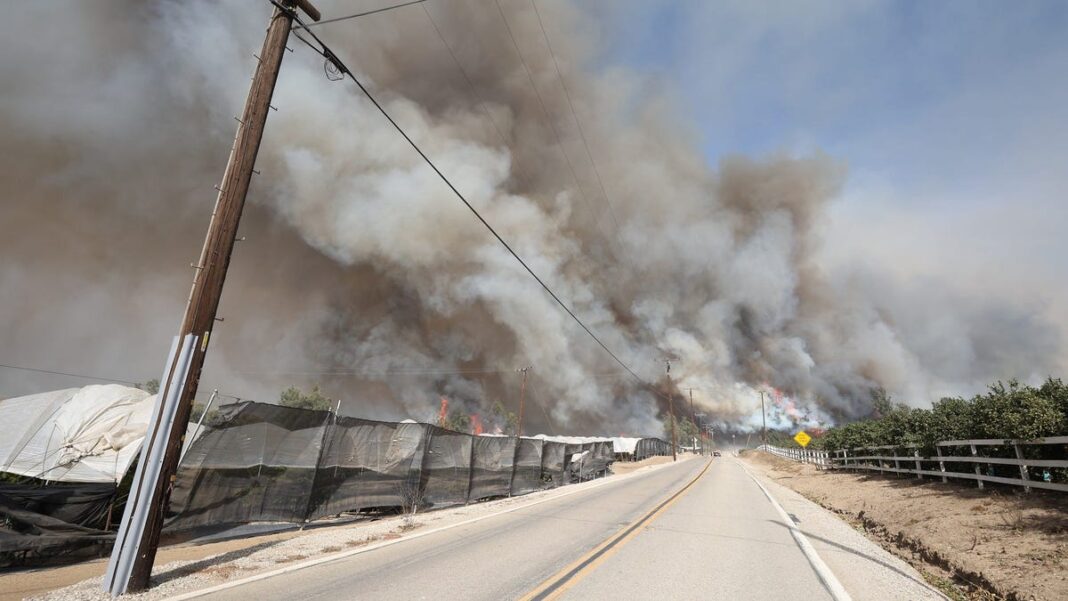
[739,457,947,601]
[741,450,1068,601]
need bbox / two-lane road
[185,457,945,601]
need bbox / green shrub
[818,378,1067,450]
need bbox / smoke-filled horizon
[0,0,1062,437]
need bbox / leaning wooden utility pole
[105,2,320,594]
[515,366,531,437]
[666,360,677,462]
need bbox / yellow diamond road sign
[794,430,812,448]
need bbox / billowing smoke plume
[0,0,1060,435]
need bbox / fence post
[893,447,901,474]
[970,444,983,490]
[935,445,947,483]
[1013,443,1031,493]
[913,448,923,480]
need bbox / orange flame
[438,397,449,427]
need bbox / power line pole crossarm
[108,1,321,594]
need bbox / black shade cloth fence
[0,482,116,563]
[167,402,665,531]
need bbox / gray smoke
[0,0,1060,435]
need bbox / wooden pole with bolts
[123,1,320,591]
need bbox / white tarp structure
[0,384,155,483]
[530,434,642,455]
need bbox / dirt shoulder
[740,450,1068,601]
[612,454,679,475]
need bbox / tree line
[810,378,1068,451]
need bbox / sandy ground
[610,454,676,475]
[741,450,1068,601]
[1,455,697,601]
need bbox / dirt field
[741,450,1068,601]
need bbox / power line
[420,3,534,188]
[0,362,142,386]
[529,0,624,236]
[293,0,426,29]
[524,377,557,435]
[281,4,656,391]
[0,362,230,400]
[492,0,612,244]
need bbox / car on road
[713,451,722,457]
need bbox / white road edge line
[165,457,701,600]
[738,459,853,601]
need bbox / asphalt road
[189,457,946,601]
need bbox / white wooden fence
[762,436,1068,493]
[759,444,834,469]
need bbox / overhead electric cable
[420,3,534,187]
[0,362,224,398]
[525,378,558,435]
[529,0,624,235]
[279,2,656,390]
[0,362,142,386]
[292,0,427,29]
[492,0,613,243]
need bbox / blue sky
[594,1,1068,175]
[591,0,1068,341]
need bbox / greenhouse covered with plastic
[0,387,674,565]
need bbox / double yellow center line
[520,458,714,600]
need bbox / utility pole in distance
[666,360,677,462]
[515,366,531,437]
[760,390,768,449]
[107,1,321,594]
[688,388,696,454]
